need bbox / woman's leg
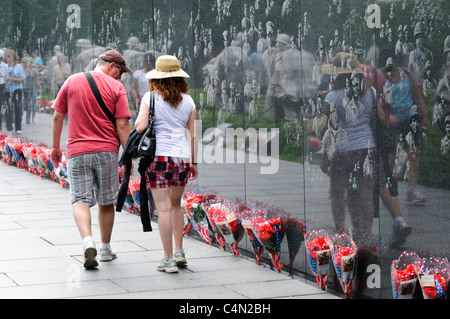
[13,90,23,132]
[24,91,31,124]
[31,90,37,123]
[170,186,186,252]
[5,92,13,131]
[151,187,174,259]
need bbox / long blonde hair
[7,50,18,64]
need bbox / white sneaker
[157,258,178,273]
[99,247,117,262]
[174,250,187,266]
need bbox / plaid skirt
[146,156,191,189]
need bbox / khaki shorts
[67,152,119,207]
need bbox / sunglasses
[114,64,124,76]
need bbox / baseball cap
[99,50,132,73]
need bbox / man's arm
[51,110,66,167]
[116,117,131,149]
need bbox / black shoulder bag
[132,91,156,158]
[116,92,156,232]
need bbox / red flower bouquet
[390,251,420,299]
[252,216,283,272]
[181,192,195,237]
[22,143,39,176]
[238,209,265,265]
[205,203,227,251]
[35,147,55,180]
[208,203,242,256]
[5,137,27,169]
[184,194,212,244]
[129,176,142,212]
[0,134,7,162]
[182,187,218,240]
[414,257,449,299]
[330,233,357,299]
[305,230,331,290]
[55,161,70,188]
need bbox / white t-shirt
[0,62,8,85]
[142,91,195,159]
[133,70,150,99]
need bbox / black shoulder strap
[84,72,116,129]
[149,91,155,127]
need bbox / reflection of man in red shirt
[51,50,132,269]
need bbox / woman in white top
[135,55,198,273]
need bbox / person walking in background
[51,50,132,269]
[5,50,25,134]
[135,55,198,273]
[52,55,71,97]
[22,57,40,125]
[131,51,155,113]
[379,47,430,203]
[0,50,9,131]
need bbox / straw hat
[321,52,360,75]
[145,55,189,79]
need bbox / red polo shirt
[53,71,131,158]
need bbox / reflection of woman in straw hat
[135,55,198,273]
[321,52,379,244]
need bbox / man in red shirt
[51,50,132,269]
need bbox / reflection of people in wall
[264,33,303,124]
[52,55,71,97]
[5,50,26,134]
[380,47,430,204]
[312,35,329,88]
[345,69,365,125]
[433,35,450,130]
[132,51,155,112]
[404,106,421,154]
[321,52,379,243]
[249,38,267,81]
[259,21,277,93]
[408,22,433,93]
[441,114,450,155]
[422,60,436,97]
[0,50,9,131]
[22,58,40,125]
[321,102,348,174]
